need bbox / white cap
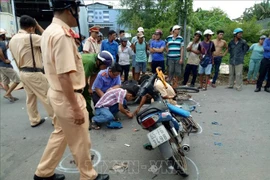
[0,28,7,36]
[203,29,214,35]
[137,27,144,32]
[172,25,181,31]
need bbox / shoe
[254,88,261,92]
[31,119,46,128]
[211,83,216,88]
[226,86,233,89]
[94,174,110,180]
[265,87,270,93]
[190,84,195,87]
[34,173,65,180]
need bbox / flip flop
[4,96,14,103]
[12,97,19,101]
[91,122,101,130]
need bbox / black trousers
[257,58,270,88]
[120,65,130,82]
[151,61,165,73]
[182,64,198,85]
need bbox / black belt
[20,67,43,72]
[74,89,84,94]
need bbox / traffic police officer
[34,0,109,180]
[9,15,54,127]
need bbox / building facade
[86,2,128,38]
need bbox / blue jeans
[92,99,127,123]
[212,56,222,84]
[92,107,115,123]
[247,58,261,81]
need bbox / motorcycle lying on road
[134,68,198,177]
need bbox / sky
[85,0,263,19]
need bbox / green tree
[242,0,270,21]
[118,0,193,38]
[189,8,231,33]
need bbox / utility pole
[183,0,188,59]
[11,0,18,33]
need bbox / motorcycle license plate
[147,125,171,148]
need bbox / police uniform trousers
[35,88,98,180]
[20,71,55,126]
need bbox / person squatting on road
[91,63,122,105]
[81,50,113,129]
[33,0,109,180]
[91,87,137,130]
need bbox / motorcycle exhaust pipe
[181,135,190,153]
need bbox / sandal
[201,88,207,91]
[4,96,14,103]
[90,122,101,130]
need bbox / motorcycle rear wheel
[169,135,189,177]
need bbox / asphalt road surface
[1,85,270,180]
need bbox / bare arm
[186,43,193,51]
[89,74,97,91]
[119,103,133,118]
[133,94,151,115]
[95,88,104,97]
[153,47,165,53]
[0,49,9,63]
[223,41,228,56]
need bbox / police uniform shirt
[9,30,43,69]
[41,18,85,91]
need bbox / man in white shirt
[182,31,202,87]
[118,37,134,82]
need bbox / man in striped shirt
[166,25,184,88]
[91,87,137,130]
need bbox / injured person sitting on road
[91,86,139,130]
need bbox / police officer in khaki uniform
[83,26,100,54]
[33,1,109,180]
[9,15,55,127]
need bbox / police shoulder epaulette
[62,26,71,37]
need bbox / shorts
[132,55,136,67]
[199,64,212,75]
[135,62,147,73]
[168,59,182,77]
[0,67,20,85]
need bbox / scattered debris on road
[143,143,153,150]
[133,128,139,132]
[110,162,128,173]
[124,144,130,147]
[213,132,221,136]
[214,142,223,146]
